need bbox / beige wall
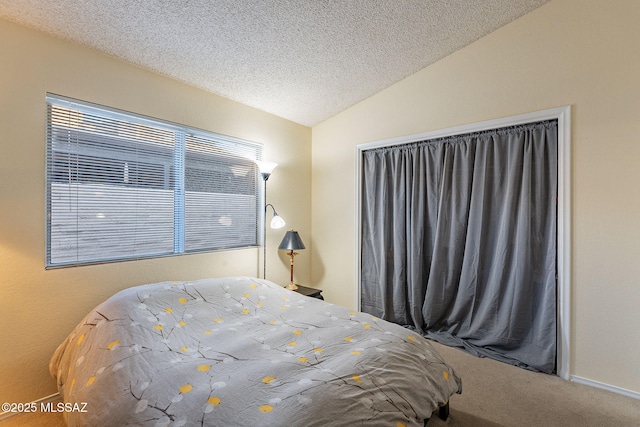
[0,18,311,403]
[312,0,640,395]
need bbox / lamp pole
[262,176,268,279]
[256,160,282,281]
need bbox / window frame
[45,94,263,268]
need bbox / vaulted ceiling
[0,0,549,126]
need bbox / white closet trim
[354,106,572,379]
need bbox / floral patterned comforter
[50,277,461,426]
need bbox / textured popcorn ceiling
[0,0,549,126]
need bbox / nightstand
[293,285,324,300]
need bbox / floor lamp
[257,161,285,279]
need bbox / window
[46,94,262,267]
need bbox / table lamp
[278,230,305,290]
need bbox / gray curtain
[361,120,558,374]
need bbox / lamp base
[285,283,298,291]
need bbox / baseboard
[571,376,640,400]
[0,392,61,421]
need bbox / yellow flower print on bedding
[443,371,449,381]
[86,376,96,386]
[197,365,211,372]
[107,340,120,350]
[179,384,193,394]
[155,325,163,331]
[352,374,362,383]
[207,396,221,406]
[262,376,276,384]
[259,404,274,413]
[178,297,188,304]
[165,307,173,313]
[77,334,85,345]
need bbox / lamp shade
[270,214,286,229]
[278,230,305,251]
[266,204,285,229]
[256,160,278,180]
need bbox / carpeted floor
[428,341,640,426]
[2,341,639,426]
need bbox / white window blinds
[46,94,262,267]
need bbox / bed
[50,276,461,426]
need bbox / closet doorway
[355,107,571,378]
